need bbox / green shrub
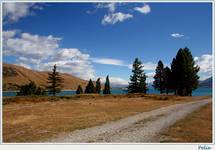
[17,81,46,96]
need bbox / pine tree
[128,58,147,93]
[85,79,96,93]
[171,58,178,95]
[153,60,165,94]
[139,74,147,93]
[171,47,200,96]
[103,75,111,94]
[95,78,101,94]
[76,85,83,94]
[163,67,172,94]
[47,64,63,96]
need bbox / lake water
[3,87,212,97]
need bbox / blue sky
[2,2,212,85]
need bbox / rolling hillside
[3,63,89,91]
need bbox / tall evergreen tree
[76,85,83,94]
[103,75,111,94]
[171,47,200,96]
[153,60,165,94]
[95,78,101,94]
[171,58,178,95]
[128,58,147,93]
[139,74,147,94]
[163,67,172,94]
[85,79,96,93]
[47,64,62,96]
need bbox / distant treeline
[17,47,199,97]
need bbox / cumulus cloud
[3,2,43,23]
[100,76,128,86]
[3,31,61,60]
[194,54,212,80]
[2,30,19,39]
[96,3,117,13]
[171,33,184,38]
[92,58,126,66]
[102,12,133,25]
[92,3,151,25]
[3,30,95,80]
[45,48,95,79]
[134,4,151,14]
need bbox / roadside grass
[160,103,212,143]
[3,94,211,143]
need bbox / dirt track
[46,98,211,143]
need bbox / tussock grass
[3,94,211,142]
[160,103,212,143]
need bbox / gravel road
[46,99,211,143]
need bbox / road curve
[46,99,211,143]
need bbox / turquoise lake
[3,87,212,97]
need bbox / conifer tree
[47,64,63,96]
[76,85,83,94]
[95,78,101,94]
[128,58,147,93]
[85,79,96,93]
[163,67,172,94]
[171,47,200,96]
[139,74,147,94]
[103,75,111,94]
[153,60,165,94]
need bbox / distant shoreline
[3,86,212,92]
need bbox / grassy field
[3,94,211,143]
[160,102,212,143]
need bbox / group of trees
[17,47,199,97]
[127,47,199,96]
[153,60,172,94]
[76,76,111,94]
[153,47,199,96]
[18,64,111,96]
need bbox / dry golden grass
[3,94,211,143]
[160,102,212,143]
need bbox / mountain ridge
[199,77,212,87]
[3,63,89,91]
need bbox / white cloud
[143,62,157,70]
[102,12,133,25]
[96,3,117,13]
[194,54,212,80]
[2,30,19,39]
[146,72,155,78]
[134,4,151,14]
[92,58,126,66]
[3,30,95,80]
[3,31,61,60]
[128,62,156,71]
[171,33,184,38]
[45,48,95,79]
[145,72,155,83]
[3,2,43,23]
[100,76,128,86]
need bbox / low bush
[17,81,47,96]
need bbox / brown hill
[3,63,90,91]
